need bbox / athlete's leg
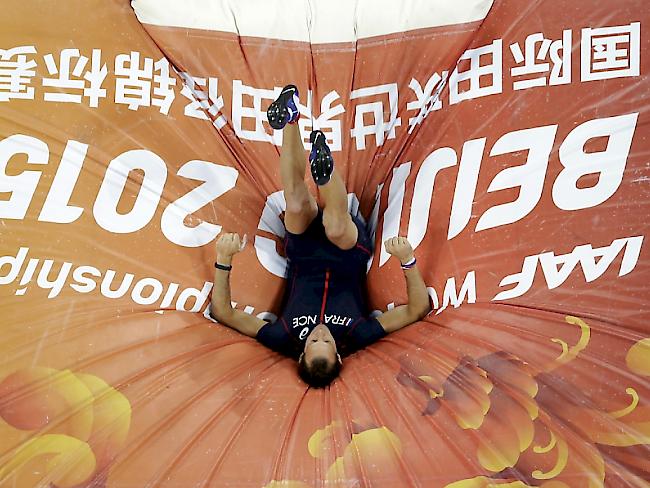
[281,123,318,234]
[309,130,357,250]
[320,168,358,250]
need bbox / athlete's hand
[384,236,415,265]
[216,232,247,264]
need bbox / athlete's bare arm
[210,232,266,338]
[376,237,431,334]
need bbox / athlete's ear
[336,353,342,364]
[299,352,304,363]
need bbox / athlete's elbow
[410,301,430,321]
[210,304,233,323]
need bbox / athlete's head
[298,324,342,388]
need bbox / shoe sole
[267,86,298,130]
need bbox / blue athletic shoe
[266,84,300,130]
[309,130,334,186]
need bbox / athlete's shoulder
[256,317,301,359]
[343,317,386,354]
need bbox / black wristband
[401,257,416,270]
[214,262,232,271]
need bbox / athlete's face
[303,323,339,367]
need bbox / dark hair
[298,355,341,388]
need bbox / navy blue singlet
[256,212,386,359]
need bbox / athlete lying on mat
[210,85,430,388]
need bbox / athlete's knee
[286,199,307,215]
[323,211,350,241]
[285,191,313,215]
